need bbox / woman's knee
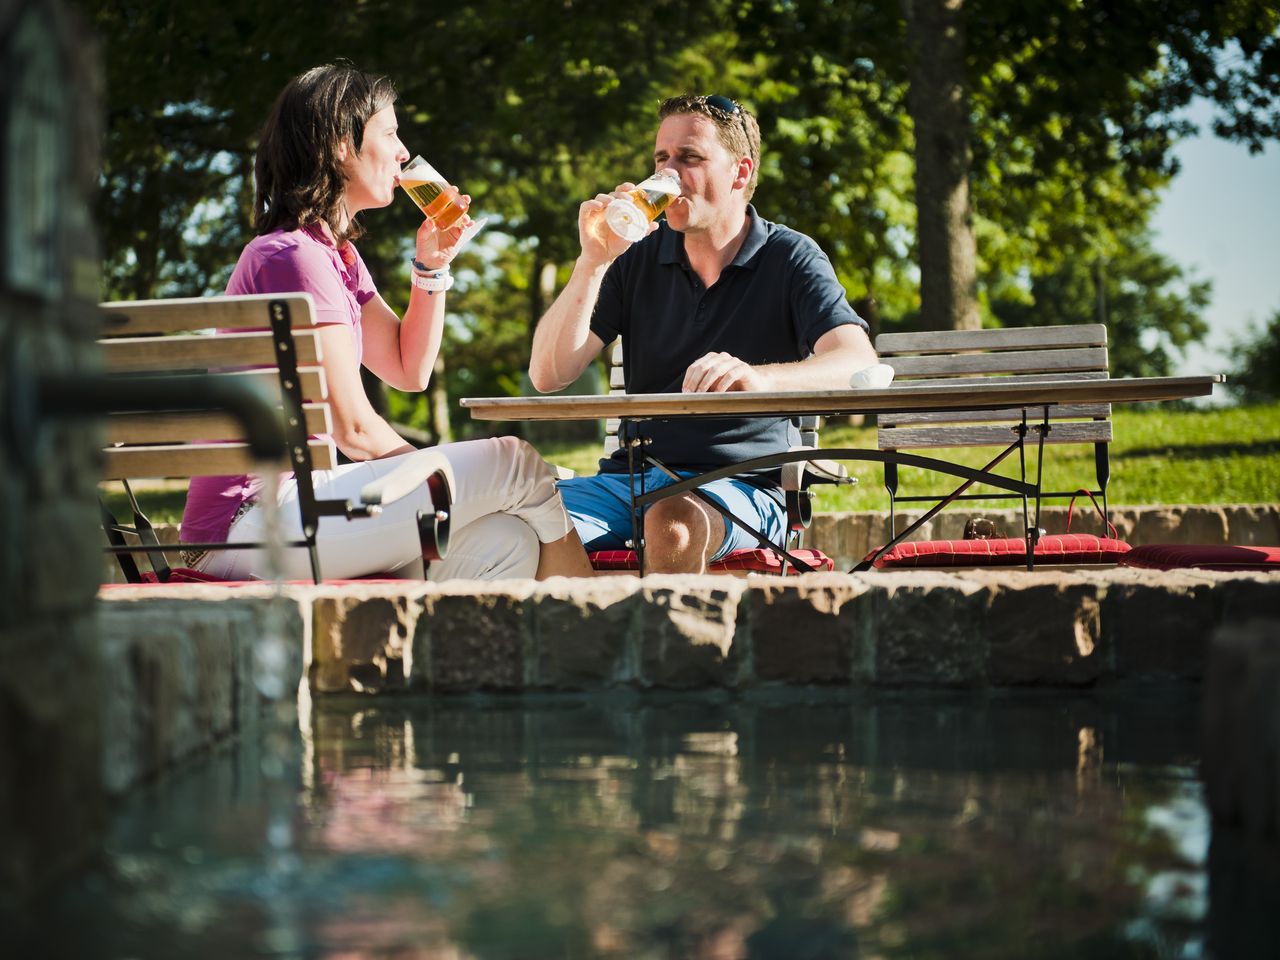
[493,435,553,481]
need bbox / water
[19,688,1235,958]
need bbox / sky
[1151,98,1280,382]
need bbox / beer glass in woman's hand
[400,155,486,248]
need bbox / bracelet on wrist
[412,271,454,293]
[411,258,451,277]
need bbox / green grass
[541,401,1280,512]
[104,402,1280,525]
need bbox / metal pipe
[35,373,286,459]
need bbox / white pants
[202,436,572,582]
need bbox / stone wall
[97,569,1280,697]
[808,503,1280,569]
[0,0,103,901]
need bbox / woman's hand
[414,187,471,270]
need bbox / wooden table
[461,375,1223,422]
[462,375,1224,571]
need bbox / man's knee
[644,495,723,559]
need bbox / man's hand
[682,351,768,393]
[578,184,657,267]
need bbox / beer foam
[636,172,681,196]
[402,155,446,184]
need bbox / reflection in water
[21,689,1222,959]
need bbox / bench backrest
[99,293,335,480]
[874,323,1112,451]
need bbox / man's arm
[682,323,878,393]
[529,187,643,393]
[528,257,609,393]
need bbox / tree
[902,0,980,330]
[1226,308,1280,402]
[907,0,1280,329]
[990,228,1211,377]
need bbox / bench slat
[100,294,318,335]
[101,438,336,480]
[878,420,1112,450]
[233,366,327,402]
[887,346,1108,378]
[101,330,322,372]
[105,403,331,445]
[892,370,1108,389]
[876,324,1107,355]
[879,403,1111,426]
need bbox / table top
[461,375,1225,422]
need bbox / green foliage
[76,0,1280,415]
[990,231,1211,377]
[1226,308,1280,402]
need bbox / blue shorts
[558,468,786,562]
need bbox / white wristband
[412,270,454,292]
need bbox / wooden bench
[97,293,451,583]
[867,323,1126,568]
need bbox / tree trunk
[528,259,558,344]
[429,352,452,444]
[903,0,980,330]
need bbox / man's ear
[734,156,753,190]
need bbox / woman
[179,64,593,581]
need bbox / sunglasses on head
[702,95,748,136]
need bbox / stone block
[1128,505,1230,547]
[747,574,869,684]
[29,502,101,616]
[637,576,745,688]
[531,577,639,689]
[0,618,104,896]
[970,571,1108,685]
[1224,504,1280,546]
[863,572,987,685]
[1201,619,1280,841]
[1217,574,1280,628]
[1101,569,1216,680]
[96,590,306,794]
[809,513,875,569]
[424,584,535,691]
[310,585,429,694]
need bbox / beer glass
[399,155,467,229]
[399,155,487,248]
[605,170,681,242]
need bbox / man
[529,94,879,573]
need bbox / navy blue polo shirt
[588,205,868,481]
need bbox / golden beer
[399,155,466,230]
[605,170,681,242]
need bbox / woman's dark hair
[253,64,398,243]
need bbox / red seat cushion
[589,547,834,574]
[868,534,1132,569]
[1119,543,1280,572]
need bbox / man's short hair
[658,95,760,201]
